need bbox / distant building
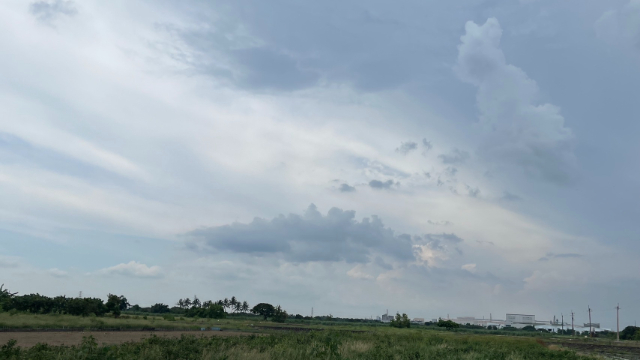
[505,314,536,328]
[584,323,600,329]
[411,318,425,324]
[381,313,394,323]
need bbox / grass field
[0,329,598,360]
[4,313,640,359]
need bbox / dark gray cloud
[187,204,414,263]
[339,183,356,192]
[422,138,433,151]
[396,141,418,155]
[369,179,397,189]
[438,148,470,164]
[29,0,77,24]
[538,253,583,262]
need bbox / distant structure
[505,314,536,327]
[381,310,393,323]
[584,323,600,329]
[411,318,425,324]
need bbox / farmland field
[3,314,640,359]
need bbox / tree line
[0,284,289,322]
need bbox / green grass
[0,329,597,360]
[0,312,262,331]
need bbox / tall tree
[251,303,275,320]
[106,294,122,317]
[242,301,249,314]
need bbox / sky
[1,0,639,328]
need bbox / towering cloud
[455,18,575,184]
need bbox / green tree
[620,326,640,340]
[437,319,460,330]
[390,313,411,328]
[242,301,249,313]
[106,294,122,317]
[252,303,275,320]
[186,303,225,319]
[272,305,288,323]
[150,303,170,314]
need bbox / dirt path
[0,330,257,348]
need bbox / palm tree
[234,302,242,313]
[230,296,238,310]
[177,299,184,309]
[223,298,230,311]
[184,298,192,308]
[192,295,201,308]
[242,301,249,314]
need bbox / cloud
[466,185,481,197]
[538,253,583,262]
[595,1,640,51]
[187,204,415,263]
[374,256,393,270]
[413,233,465,267]
[0,256,20,269]
[438,148,470,164]
[347,264,374,280]
[47,268,68,278]
[368,179,398,189]
[396,141,418,155]
[444,167,458,177]
[455,18,576,184]
[501,191,522,201]
[461,263,477,273]
[424,233,464,244]
[29,0,77,24]
[422,138,433,152]
[427,220,452,226]
[339,183,356,192]
[100,261,163,278]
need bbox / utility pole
[616,303,620,342]
[587,305,593,337]
[571,311,575,336]
[311,307,313,318]
[562,314,564,332]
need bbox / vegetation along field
[3,285,640,359]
